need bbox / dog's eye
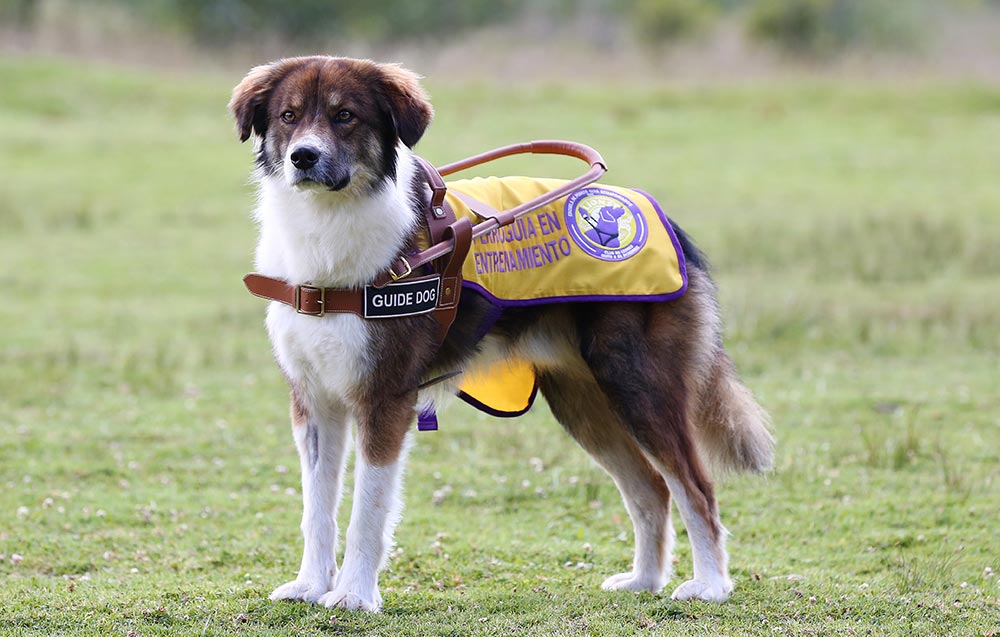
[280,111,297,124]
[335,110,353,123]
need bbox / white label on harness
[363,277,441,319]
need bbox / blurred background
[1,2,999,634]
[3,0,1000,79]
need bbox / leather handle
[438,139,607,176]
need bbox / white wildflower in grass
[11,554,24,565]
[432,485,452,505]
[16,506,29,518]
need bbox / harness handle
[440,140,608,242]
[438,139,607,177]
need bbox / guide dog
[229,56,774,612]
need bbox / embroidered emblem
[564,187,648,261]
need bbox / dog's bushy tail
[694,350,775,475]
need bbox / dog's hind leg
[539,371,674,593]
[270,390,351,603]
[578,303,733,602]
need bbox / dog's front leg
[319,398,413,612]
[270,395,351,603]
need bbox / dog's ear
[228,60,295,143]
[378,64,433,148]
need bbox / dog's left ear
[378,64,433,148]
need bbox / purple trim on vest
[457,382,540,418]
[632,188,689,297]
[417,406,439,431]
[461,191,687,307]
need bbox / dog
[229,55,774,612]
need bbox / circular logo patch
[564,188,648,261]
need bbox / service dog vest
[445,176,688,417]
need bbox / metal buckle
[388,257,412,282]
[294,284,325,316]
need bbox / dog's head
[229,56,433,194]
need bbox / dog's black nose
[290,146,320,170]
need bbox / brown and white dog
[229,56,774,612]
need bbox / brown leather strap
[451,190,500,223]
[438,139,606,176]
[244,273,357,316]
[414,156,454,245]
[429,214,472,338]
[368,157,456,289]
[414,155,447,209]
[244,273,444,319]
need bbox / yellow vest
[444,176,688,417]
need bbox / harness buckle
[388,257,413,282]
[294,284,325,316]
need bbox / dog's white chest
[266,303,371,403]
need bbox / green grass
[1,56,999,635]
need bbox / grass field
[1,56,999,636]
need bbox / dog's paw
[318,587,382,612]
[669,578,733,602]
[600,571,667,593]
[269,578,330,603]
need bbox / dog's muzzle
[288,145,351,191]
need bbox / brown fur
[290,388,310,428]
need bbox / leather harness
[243,141,608,345]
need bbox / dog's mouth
[325,175,351,191]
[292,173,352,192]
